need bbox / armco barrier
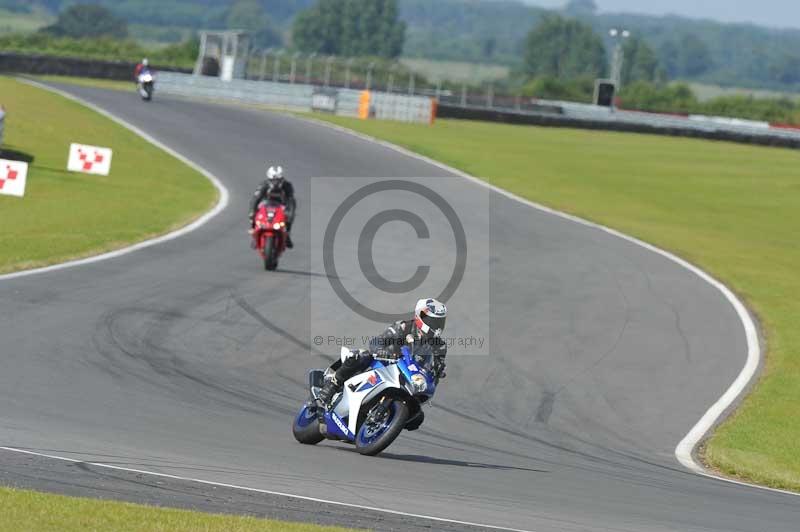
[0,52,190,80]
[156,72,435,123]
[437,104,800,149]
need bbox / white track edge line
[2,83,791,503]
[0,78,230,281]
[0,446,536,532]
[0,83,538,530]
[294,115,799,498]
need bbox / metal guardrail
[447,96,800,143]
[155,72,800,143]
[156,72,434,123]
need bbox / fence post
[272,50,283,82]
[324,56,334,87]
[387,64,395,93]
[461,84,467,107]
[259,50,269,81]
[290,52,300,84]
[487,83,494,108]
[305,53,316,84]
[345,58,354,88]
[366,62,375,90]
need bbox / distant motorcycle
[292,345,438,456]
[251,200,288,271]
[137,69,155,101]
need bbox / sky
[524,0,800,30]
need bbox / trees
[620,36,660,85]
[680,34,713,77]
[523,14,606,79]
[225,0,283,48]
[292,0,405,58]
[42,4,128,39]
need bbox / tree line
[8,0,800,92]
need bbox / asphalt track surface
[1,83,798,531]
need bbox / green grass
[312,114,800,492]
[0,76,216,274]
[0,487,360,532]
[400,58,509,83]
[32,74,134,92]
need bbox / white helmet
[142,58,149,67]
[266,165,283,182]
[414,298,447,338]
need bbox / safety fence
[438,96,800,148]
[156,72,436,123]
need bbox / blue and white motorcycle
[292,345,437,455]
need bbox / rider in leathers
[318,299,448,428]
[249,165,296,248]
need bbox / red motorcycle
[251,200,288,271]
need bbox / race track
[1,83,798,531]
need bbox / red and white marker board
[0,159,28,197]
[67,143,113,176]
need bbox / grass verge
[31,74,134,92]
[311,114,800,492]
[0,76,217,274]
[0,487,359,532]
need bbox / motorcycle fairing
[332,363,403,434]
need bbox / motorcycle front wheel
[292,404,324,445]
[355,398,409,456]
[263,235,278,271]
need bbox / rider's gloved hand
[435,360,447,379]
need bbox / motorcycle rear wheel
[355,399,409,456]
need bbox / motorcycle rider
[134,58,150,79]
[317,298,448,423]
[249,165,296,248]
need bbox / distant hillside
[5,0,800,91]
[401,0,800,91]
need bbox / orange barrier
[358,90,371,120]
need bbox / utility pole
[609,28,630,88]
